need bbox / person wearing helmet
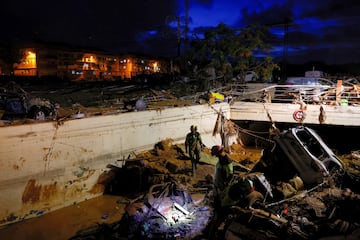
[185,125,204,176]
[211,145,234,204]
[220,176,264,209]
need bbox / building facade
[0,42,172,82]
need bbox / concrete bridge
[230,102,360,126]
[224,83,360,126]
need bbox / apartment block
[0,42,171,82]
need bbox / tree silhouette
[185,23,278,88]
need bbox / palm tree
[186,23,278,89]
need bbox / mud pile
[70,138,360,240]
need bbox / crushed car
[124,181,213,239]
[252,126,345,187]
[0,81,57,121]
[70,181,214,240]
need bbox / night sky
[2,0,360,64]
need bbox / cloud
[1,0,359,64]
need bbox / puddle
[0,195,128,240]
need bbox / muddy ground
[0,140,263,240]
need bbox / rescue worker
[211,145,234,203]
[185,125,204,176]
[220,176,264,209]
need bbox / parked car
[273,77,335,103]
[0,82,57,121]
[245,71,259,82]
[232,71,259,83]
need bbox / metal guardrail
[226,83,360,106]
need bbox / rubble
[70,125,360,240]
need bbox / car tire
[34,110,46,120]
[28,106,47,120]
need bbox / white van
[244,71,259,82]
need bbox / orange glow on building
[5,43,171,81]
[82,54,97,71]
[13,49,37,76]
[26,51,37,68]
[126,59,133,78]
[119,58,134,79]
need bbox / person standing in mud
[211,145,234,204]
[185,125,204,176]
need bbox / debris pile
[124,182,213,239]
[69,126,360,240]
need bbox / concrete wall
[0,103,230,226]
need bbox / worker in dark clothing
[211,145,234,203]
[185,125,204,176]
[220,176,264,209]
[206,145,235,238]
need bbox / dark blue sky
[2,0,359,64]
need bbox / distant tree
[185,23,279,89]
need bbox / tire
[28,106,47,120]
[34,110,46,120]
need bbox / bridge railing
[226,83,360,106]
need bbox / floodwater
[0,195,128,240]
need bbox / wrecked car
[123,181,213,239]
[212,126,359,239]
[252,126,344,187]
[70,181,214,240]
[0,82,57,121]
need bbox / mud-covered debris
[124,181,213,239]
[71,128,360,240]
[70,181,214,240]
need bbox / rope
[208,103,275,147]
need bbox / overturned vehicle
[252,126,345,187]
